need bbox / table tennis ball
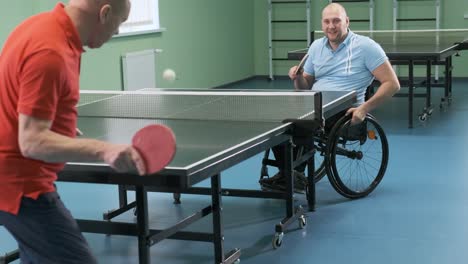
[163,69,176,82]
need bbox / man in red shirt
[0,1,144,263]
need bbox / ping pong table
[288,29,468,128]
[0,89,353,264]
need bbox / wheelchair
[260,112,389,199]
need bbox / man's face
[88,1,130,48]
[321,8,349,46]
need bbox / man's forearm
[362,80,400,112]
[20,128,111,163]
[294,75,312,90]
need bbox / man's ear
[99,4,112,24]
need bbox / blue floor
[2,78,468,263]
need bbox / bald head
[68,0,128,15]
[65,0,130,48]
[102,0,129,16]
[322,3,347,18]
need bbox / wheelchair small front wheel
[325,114,389,199]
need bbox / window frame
[115,0,165,37]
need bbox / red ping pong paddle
[132,124,176,175]
[294,53,309,75]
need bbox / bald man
[260,3,400,193]
[0,1,142,263]
[290,3,399,123]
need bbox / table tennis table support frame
[442,56,453,106]
[53,131,300,263]
[306,153,316,211]
[371,58,450,128]
[138,140,317,212]
[426,60,432,114]
[0,249,19,264]
[104,136,317,260]
[135,186,149,263]
[400,58,450,128]
[274,140,309,234]
[0,184,241,264]
[72,178,241,264]
[110,139,308,246]
[211,174,243,264]
[406,59,442,128]
[409,60,414,128]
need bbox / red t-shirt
[0,3,85,214]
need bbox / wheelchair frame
[261,112,389,206]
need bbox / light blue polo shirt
[303,30,388,104]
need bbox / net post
[310,30,315,45]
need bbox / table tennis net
[78,90,320,123]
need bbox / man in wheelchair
[259,3,400,194]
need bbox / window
[117,0,164,37]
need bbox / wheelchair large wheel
[325,114,389,199]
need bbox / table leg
[409,60,414,128]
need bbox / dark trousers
[271,137,315,173]
[272,111,347,173]
[0,191,97,264]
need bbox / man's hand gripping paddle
[295,53,309,75]
[132,124,176,175]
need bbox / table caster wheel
[299,215,307,229]
[272,232,284,249]
[173,193,181,204]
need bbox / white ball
[163,69,176,82]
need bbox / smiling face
[87,0,130,48]
[321,4,349,49]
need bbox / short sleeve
[17,50,66,120]
[363,38,388,72]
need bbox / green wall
[0,0,254,90]
[1,0,468,91]
[0,1,34,46]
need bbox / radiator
[121,49,162,91]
